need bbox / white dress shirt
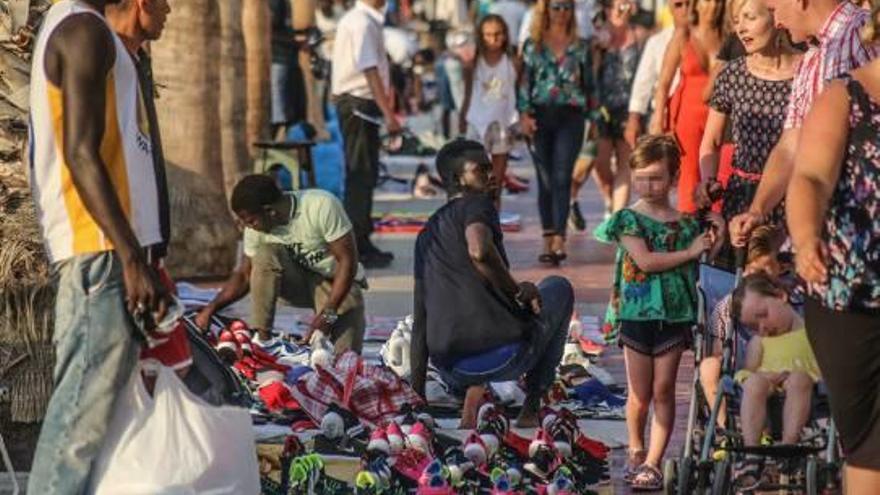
[331,1,390,99]
[628,26,678,115]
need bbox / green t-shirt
[243,190,365,282]
[594,208,700,343]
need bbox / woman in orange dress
[649,0,725,214]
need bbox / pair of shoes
[360,242,394,268]
[568,201,587,231]
[369,420,434,457]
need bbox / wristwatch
[320,308,339,326]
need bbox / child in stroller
[729,273,821,489]
[699,225,791,427]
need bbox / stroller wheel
[663,458,677,495]
[806,457,818,495]
[676,457,694,495]
[710,456,732,495]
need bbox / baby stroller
[664,249,842,495]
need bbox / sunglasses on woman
[550,2,575,11]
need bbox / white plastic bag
[89,365,260,495]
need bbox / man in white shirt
[331,0,400,268]
[623,0,688,148]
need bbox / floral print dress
[595,209,701,343]
[517,37,593,114]
[809,77,880,314]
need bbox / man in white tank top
[27,1,172,493]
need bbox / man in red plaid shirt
[729,0,879,246]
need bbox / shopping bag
[89,364,260,494]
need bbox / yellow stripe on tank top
[99,73,132,250]
[49,73,132,255]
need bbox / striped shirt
[784,2,879,129]
[28,0,161,263]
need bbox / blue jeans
[531,106,586,236]
[28,252,141,495]
[436,276,574,395]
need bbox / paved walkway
[368,149,693,494]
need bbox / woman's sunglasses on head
[550,2,575,11]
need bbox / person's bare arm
[729,128,798,247]
[619,232,708,273]
[695,109,727,207]
[465,222,541,313]
[300,232,358,341]
[742,336,763,372]
[195,256,253,328]
[787,81,848,283]
[46,14,168,318]
[649,30,685,134]
[459,63,474,134]
[365,67,402,133]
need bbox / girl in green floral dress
[594,135,724,490]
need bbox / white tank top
[28,0,161,263]
[465,53,519,138]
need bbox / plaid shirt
[290,351,423,428]
[784,2,879,129]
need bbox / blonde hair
[529,0,580,47]
[630,134,682,177]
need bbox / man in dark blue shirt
[410,140,574,428]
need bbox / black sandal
[539,232,559,265]
[630,464,662,491]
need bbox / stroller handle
[734,247,748,271]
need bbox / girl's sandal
[630,464,663,492]
[623,449,646,483]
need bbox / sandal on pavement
[623,449,646,483]
[630,464,662,491]
[732,458,762,493]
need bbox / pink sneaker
[463,431,489,466]
[408,421,432,455]
[368,428,390,455]
[386,420,405,454]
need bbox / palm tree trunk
[217,0,251,198]
[152,0,223,187]
[242,0,271,153]
[151,0,239,278]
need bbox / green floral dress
[594,209,701,343]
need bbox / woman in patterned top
[696,0,800,225]
[519,0,593,264]
[786,7,880,487]
[592,0,644,214]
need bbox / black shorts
[619,320,692,356]
[805,298,880,469]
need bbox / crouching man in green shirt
[196,174,366,353]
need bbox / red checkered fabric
[784,2,879,129]
[289,351,424,428]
